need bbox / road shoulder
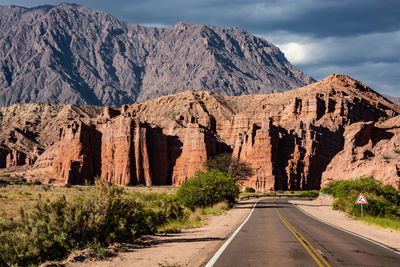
[290,198,400,252]
[66,199,256,267]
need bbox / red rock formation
[1,75,400,190]
[99,118,169,186]
[232,120,277,190]
[223,75,400,189]
[51,116,169,186]
[6,149,26,168]
[52,121,101,185]
[172,124,217,185]
[322,116,400,190]
[99,117,157,186]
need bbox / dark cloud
[5,0,399,37]
[0,0,399,96]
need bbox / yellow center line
[275,204,332,267]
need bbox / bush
[322,176,400,219]
[129,192,186,232]
[0,181,168,266]
[244,187,256,193]
[0,179,9,187]
[176,170,240,210]
[298,190,319,198]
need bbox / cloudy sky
[1,0,399,96]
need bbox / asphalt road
[208,198,400,267]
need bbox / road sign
[356,193,368,204]
[356,193,367,221]
[320,193,329,197]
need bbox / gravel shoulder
[66,199,255,267]
[290,197,400,251]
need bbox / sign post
[319,193,329,206]
[355,193,368,221]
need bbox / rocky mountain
[1,74,399,190]
[385,95,400,106]
[0,3,313,107]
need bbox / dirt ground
[290,197,400,251]
[66,200,256,267]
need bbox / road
[207,198,400,267]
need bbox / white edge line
[290,202,400,256]
[205,198,263,267]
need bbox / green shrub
[31,180,42,185]
[244,187,256,193]
[0,179,9,187]
[322,176,400,219]
[298,190,319,198]
[86,242,116,260]
[129,192,186,232]
[176,170,240,210]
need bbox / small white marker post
[319,193,329,206]
[355,193,368,221]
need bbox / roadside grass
[239,190,319,199]
[322,176,400,231]
[201,201,229,216]
[362,215,400,231]
[158,201,229,233]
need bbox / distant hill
[0,3,314,107]
[384,95,400,106]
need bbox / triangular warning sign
[356,193,368,204]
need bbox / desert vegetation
[0,170,239,266]
[321,176,400,230]
[176,170,240,210]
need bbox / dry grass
[158,201,229,233]
[0,184,81,218]
[125,185,178,195]
[0,184,178,219]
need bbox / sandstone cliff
[0,104,102,171]
[321,116,400,190]
[0,3,313,107]
[0,75,399,190]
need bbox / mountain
[384,95,400,106]
[1,75,399,190]
[0,3,314,107]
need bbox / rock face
[321,116,400,190]
[0,75,399,189]
[0,103,103,173]
[52,121,101,185]
[99,117,169,186]
[0,3,313,107]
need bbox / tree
[204,153,254,180]
[176,170,240,209]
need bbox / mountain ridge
[0,3,314,107]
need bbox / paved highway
[207,198,400,266]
